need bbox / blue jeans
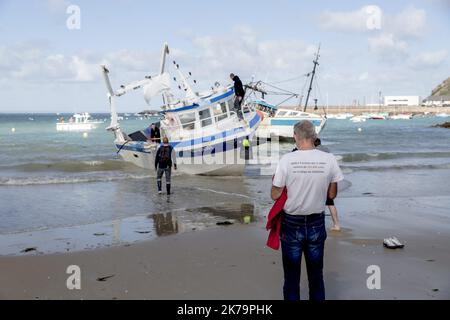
[280,212,327,301]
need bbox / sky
[0,0,449,113]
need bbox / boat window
[289,112,299,116]
[179,112,196,130]
[214,103,228,122]
[199,108,212,127]
[277,111,287,116]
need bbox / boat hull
[114,110,261,176]
[56,123,101,131]
[256,116,326,139]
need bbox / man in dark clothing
[151,123,161,143]
[144,123,161,143]
[230,73,245,120]
[155,137,177,195]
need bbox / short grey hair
[294,120,317,140]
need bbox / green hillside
[431,77,450,96]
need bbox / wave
[0,173,153,186]
[339,151,450,163]
[0,159,134,173]
[341,163,450,172]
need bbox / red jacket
[266,188,287,250]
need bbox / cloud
[186,27,318,86]
[0,44,98,82]
[358,72,369,81]
[46,0,70,14]
[0,26,320,95]
[408,50,448,68]
[318,5,382,32]
[318,5,426,39]
[386,6,426,38]
[368,33,408,58]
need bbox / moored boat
[56,113,102,131]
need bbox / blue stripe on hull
[117,112,261,158]
[271,119,322,127]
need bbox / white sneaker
[383,238,397,249]
[390,236,404,248]
[158,190,162,194]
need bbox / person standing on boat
[271,120,343,300]
[155,137,177,195]
[145,123,161,144]
[230,73,245,121]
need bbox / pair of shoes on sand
[383,236,404,249]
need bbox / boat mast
[100,65,119,130]
[160,43,170,108]
[303,44,320,112]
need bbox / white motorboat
[327,113,354,120]
[363,112,389,120]
[100,43,262,175]
[251,101,326,139]
[436,113,449,118]
[389,114,412,120]
[350,115,367,123]
[56,113,102,131]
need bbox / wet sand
[1,190,449,299]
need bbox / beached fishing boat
[100,43,261,175]
[247,45,326,140]
[56,113,102,131]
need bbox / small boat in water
[350,115,367,123]
[327,113,353,120]
[56,113,102,131]
[436,113,449,118]
[389,114,412,120]
[252,100,326,139]
[364,112,389,120]
[100,43,262,175]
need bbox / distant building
[422,96,450,107]
[383,96,421,107]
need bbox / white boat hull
[56,123,100,131]
[256,114,326,140]
[116,146,246,175]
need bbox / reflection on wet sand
[151,212,178,236]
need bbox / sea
[1,113,450,255]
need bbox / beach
[1,192,449,300]
[1,114,450,299]
[1,166,450,299]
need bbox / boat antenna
[303,44,320,112]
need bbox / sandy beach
[1,170,449,300]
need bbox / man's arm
[171,146,177,170]
[271,185,284,201]
[327,182,338,200]
[154,148,160,170]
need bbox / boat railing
[162,110,240,132]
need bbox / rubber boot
[157,181,162,194]
[166,183,171,195]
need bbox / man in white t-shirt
[271,120,344,301]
